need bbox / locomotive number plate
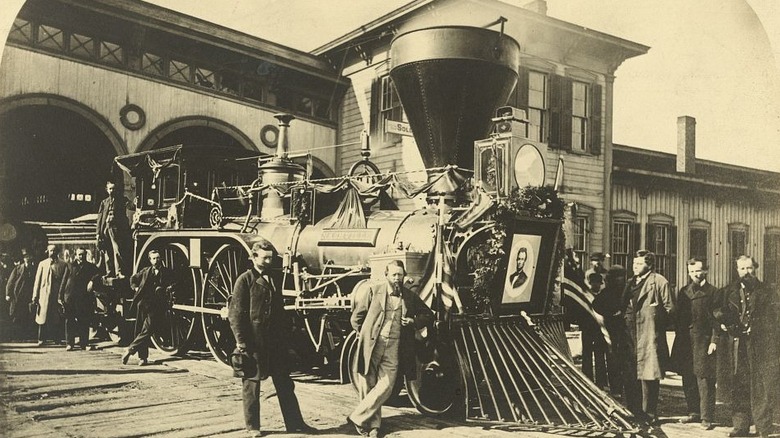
[319,228,380,247]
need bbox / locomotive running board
[453,315,640,434]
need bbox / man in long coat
[348,260,433,437]
[623,250,673,424]
[59,247,101,350]
[32,244,67,345]
[670,257,719,429]
[121,249,174,365]
[228,240,314,437]
[714,255,780,438]
[5,249,36,340]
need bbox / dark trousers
[65,315,90,347]
[731,343,753,433]
[745,337,780,436]
[582,329,608,388]
[241,372,304,431]
[606,350,623,396]
[38,314,63,343]
[641,379,660,419]
[126,306,160,360]
[697,376,716,423]
[681,372,700,417]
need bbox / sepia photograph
[0,0,779,437]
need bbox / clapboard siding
[612,182,780,289]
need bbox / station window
[69,33,94,58]
[573,215,589,270]
[379,75,403,144]
[728,224,748,282]
[170,59,191,83]
[689,222,709,263]
[195,67,215,89]
[572,81,589,152]
[8,18,33,44]
[37,24,64,51]
[142,53,164,76]
[99,41,123,66]
[764,230,780,288]
[612,221,633,269]
[647,221,677,289]
[527,71,548,142]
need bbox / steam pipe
[274,113,295,160]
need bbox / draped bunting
[327,188,366,229]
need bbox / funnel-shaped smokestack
[390,26,521,170]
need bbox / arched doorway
[0,100,122,223]
[139,117,256,152]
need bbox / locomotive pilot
[348,260,433,437]
[228,240,315,437]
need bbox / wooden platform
[0,341,746,437]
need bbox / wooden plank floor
[0,341,745,437]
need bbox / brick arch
[0,93,127,155]
[137,116,257,152]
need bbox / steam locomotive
[112,26,638,433]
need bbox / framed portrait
[496,218,561,315]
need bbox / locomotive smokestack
[274,113,295,159]
[389,26,521,170]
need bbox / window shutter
[548,74,563,149]
[560,76,573,152]
[590,83,602,155]
[369,77,381,140]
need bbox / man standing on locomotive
[96,180,133,279]
[228,240,315,438]
[348,260,432,438]
[121,249,173,366]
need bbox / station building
[1,0,778,290]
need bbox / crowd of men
[579,250,780,438]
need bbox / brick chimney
[677,116,696,173]
[523,0,548,15]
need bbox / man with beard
[714,256,780,438]
[622,250,673,424]
[59,247,101,351]
[348,260,432,437]
[32,245,68,345]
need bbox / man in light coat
[32,244,68,345]
[622,250,673,424]
[348,260,433,438]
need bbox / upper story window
[571,81,589,152]
[573,215,590,270]
[9,18,33,44]
[37,24,64,51]
[378,75,403,145]
[99,41,123,66]
[527,71,548,142]
[69,33,94,58]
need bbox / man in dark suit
[96,180,133,278]
[509,247,529,289]
[228,240,314,438]
[5,249,37,340]
[348,260,433,438]
[670,257,719,429]
[715,255,780,438]
[59,247,101,351]
[121,249,174,366]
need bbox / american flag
[561,249,611,346]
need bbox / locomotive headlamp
[513,143,545,187]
